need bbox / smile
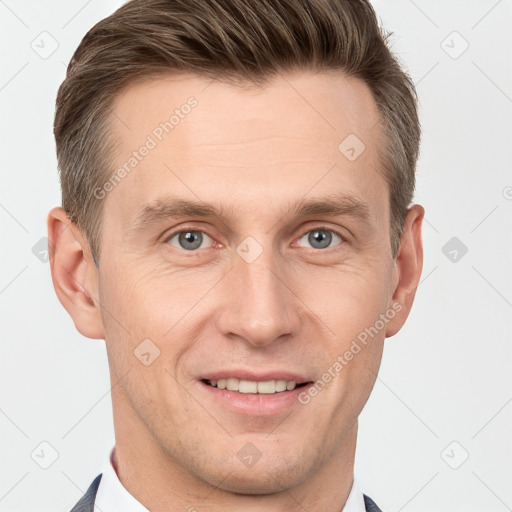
[203,378,310,394]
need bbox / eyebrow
[129,193,372,233]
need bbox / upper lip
[200,369,312,383]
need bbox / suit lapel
[69,473,103,512]
[363,494,383,512]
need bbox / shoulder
[69,473,103,512]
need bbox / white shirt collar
[94,447,149,512]
[95,446,366,512]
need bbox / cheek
[98,262,217,383]
[99,259,198,333]
[296,260,390,400]
[297,257,393,332]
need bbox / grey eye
[168,231,212,251]
[298,229,342,250]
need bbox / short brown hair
[54,0,420,264]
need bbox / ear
[385,204,425,338]
[47,206,105,339]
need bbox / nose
[216,247,301,348]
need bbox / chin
[215,462,309,495]
[192,448,315,496]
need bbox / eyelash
[163,225,345,253]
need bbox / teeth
[257,381,275,394]
[239,380,258,393]
[275,380,287,392]
[207,378,300,394]
[226,378,239,391]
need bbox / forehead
[111,70,380,148]
[104,71,387,232]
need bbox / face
[56,71,422,495]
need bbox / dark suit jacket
[70,473,383,512]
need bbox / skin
[48,70,424,512]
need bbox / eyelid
[293,225,345,249]
[163,224,346,252]
[163,227,217,250]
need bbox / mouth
[201,378,311,395]
[198,373,314,416]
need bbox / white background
[0,1,511,511]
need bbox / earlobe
[47,207,105,340]
[385,204,425,338]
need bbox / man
[48,0,424,510]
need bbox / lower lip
[198,381,313,416]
